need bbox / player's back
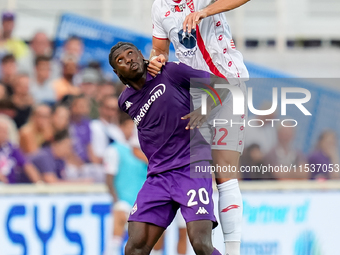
[118,62,211,177]
[152,0,249,84]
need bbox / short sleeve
[151,1,168,40]
[103,146,119,175]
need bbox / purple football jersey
[0,142,26,183]
[118,62,212,176]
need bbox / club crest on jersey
[131,203,137,215]
[125,101,133,110]
[171,3,186,13]
[178,29,197,49]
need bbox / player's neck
[128,71,147,91]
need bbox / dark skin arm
[182,74,229,130]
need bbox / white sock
[225,242,240,255]
[105,236,123,255]
[217,179,243,255]
[150,249,163,255]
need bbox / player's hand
[147,54,166,77]
[183,9,208,34]
[181,105,211,130]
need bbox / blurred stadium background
[0,0,339,255]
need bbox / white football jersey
[152,0,249,85]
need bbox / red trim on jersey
[195,26,228,81]
[152,36,169,40]
[173,0,181,3]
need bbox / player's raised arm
[183,0,250,33]
[148,37,170,77]
[148,1,171,77]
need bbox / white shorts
[192,82,247,153]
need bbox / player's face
[113,46,144,80]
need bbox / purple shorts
[128,161,217,229]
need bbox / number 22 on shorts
[187,188,210,207]
[212,128,228,145]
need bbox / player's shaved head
[108,42,139,70]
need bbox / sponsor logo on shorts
[131,203,137,215]
[221,204,240,213]
[196,207,209,214]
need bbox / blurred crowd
[242,107,340,180]
[0,11,339,185]
[0,11,136,184]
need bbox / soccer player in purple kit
[108,41,223,255]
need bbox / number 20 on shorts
[187,188,210,207]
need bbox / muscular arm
[148,37,171,77]
[204,0,250,16]
[184,0,250,33]
[150,37,170,61]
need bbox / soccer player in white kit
[148,1,250,255]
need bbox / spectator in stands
[30,56,56,104]
[63,36,84,64]
[53,55,80,101]
[96,81,116,103]
[0,99,18,144]
[30,31,52,57]
[0,12,28,60]
[0,83,6,99]
[308,130,340,179]
[52,104,70,133]
[11,73,33,128]
[90,96,125,159]
[19,31,54,77]
[80,68,102,119]
[245,101,278,155]
[240,143,269,180]
[0,53,17,96]
[19,104,54,154]
[69,95,101,164]
[0,119,42,183]
[29,130,76,183]
[104,112,147,255]
[264,126,307,179]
